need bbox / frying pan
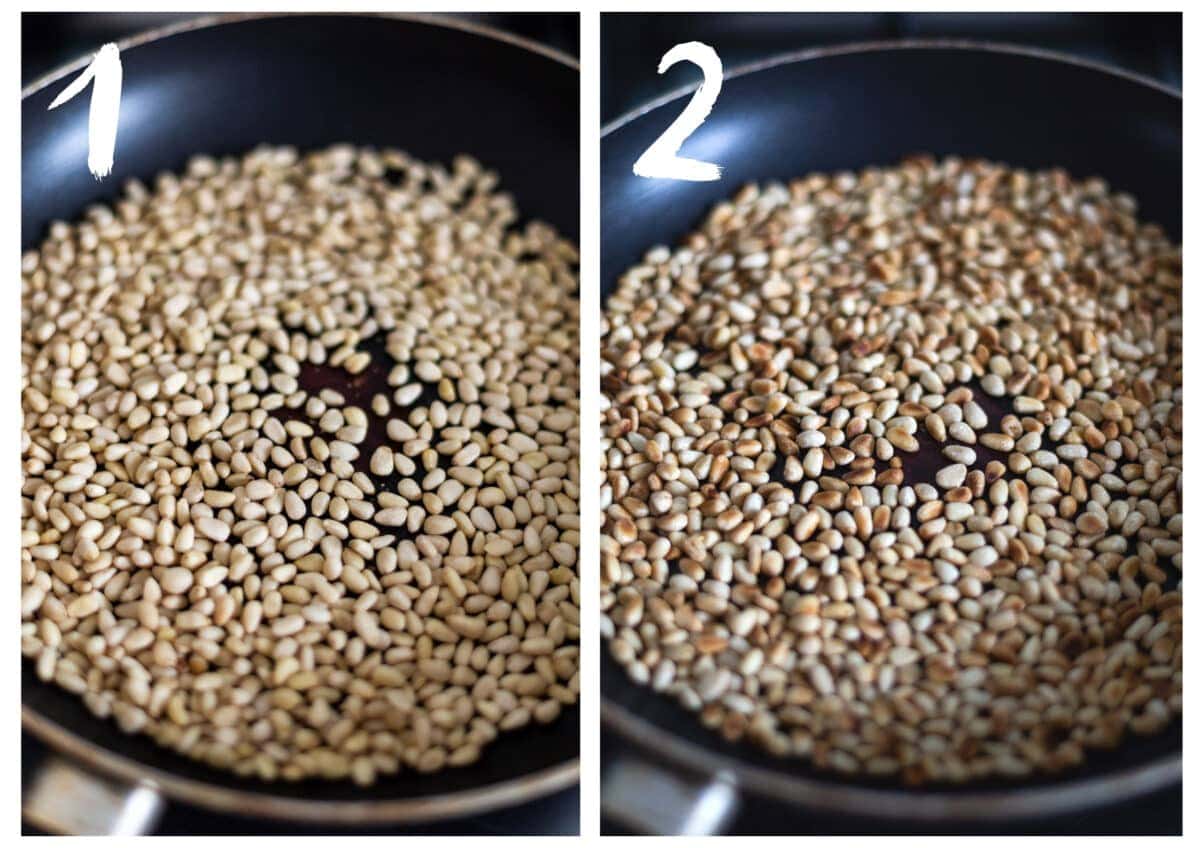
[600,41,1181,831]
[22,12,579,832]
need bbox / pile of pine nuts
[21,146,580,784]
[601,157,1181,783]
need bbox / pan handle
[602,755,739,835]
[23,753,165,835]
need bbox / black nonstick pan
[22,13,579,830]
[600,41,1180,829]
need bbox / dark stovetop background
[21,11,578,837]
[600,11,1181,837]
[601,12,1180,125]
[600,738,1181,836]
[21,12,580,87]
[22,734,577,836]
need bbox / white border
[9,2,1193,844]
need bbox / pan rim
[600,37,1180,137]
[22,11,579,101]
[22,10,580,827]
[25,704,579,825]
[602,695,1180,822]
[600,35,1181,823]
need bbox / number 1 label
[48,42,123,180]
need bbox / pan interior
[602,651,1179,801]
[602,45,1180,293]
[600,44,1181,800]
[23,14,580,248]
[23,13,580,806]
[28,661,579,803]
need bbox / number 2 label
[633,41,724,182]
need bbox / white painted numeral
[633,41,723,182]
[48,43,123,180]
